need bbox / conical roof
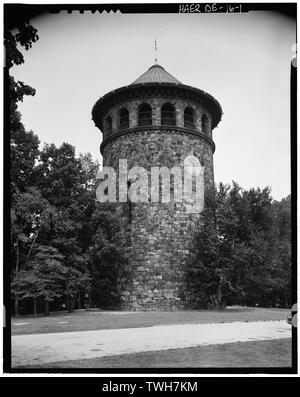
[131,64,181,85]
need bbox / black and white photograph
[3,2,297,376]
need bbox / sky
[11,10,296,200]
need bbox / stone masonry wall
[102,128,214,310]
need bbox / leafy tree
[188,182,291,308]
[88,203,129,309]
[5,22,38,69]
[11,187,55,315]
[34,143,85,207]
[11,127,40,195]
[12,246,66,316]
[6,21,40,196]
[6,20,41,315]
[65,266,91,312]
[7,21,96,316]
[31,144,97,311]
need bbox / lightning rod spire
[154,38,158,64]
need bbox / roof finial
[154,38,158,64]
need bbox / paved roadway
[11,320,291,367]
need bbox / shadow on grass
[18,338,292,369]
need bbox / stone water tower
[92,64,222,310]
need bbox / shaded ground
[11,307,289,335]
[19,338,291,368]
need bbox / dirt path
[12,320,291,367]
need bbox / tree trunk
[70,295,76,312]
[26,230,39,266]
[217,286,222,309]
[66,295,71,312]
[44,300,49,316]
[284,291,288,308]
[78,294,81,310]
[15,297,20,317]
[33,297,38,316]
[15,238,20,317]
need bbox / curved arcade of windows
[104,104,210,135]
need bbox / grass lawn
[11,307,289,335]
[21,338,291,368]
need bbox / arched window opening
[119,108,129,130]
[184,107,195,128]
[202,114,209,134]
[138,103,152,126]
[161,103,176,126]
[105,116,112,134]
